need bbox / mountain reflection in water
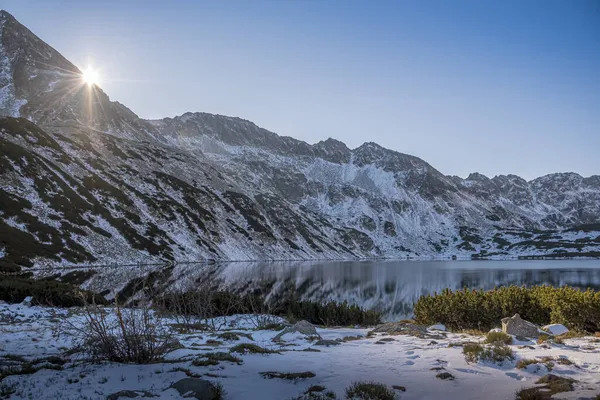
[89,259,600,321]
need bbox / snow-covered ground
[1,302,599,400]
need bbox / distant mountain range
[1,9,599,269]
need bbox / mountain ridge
[1,10,599,271]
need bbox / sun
[81,66,100,86]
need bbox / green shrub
[230,343,278,354]
[485,331,513,345]
[414,285,600,332]
[462,342,514,363]
[462,343,484,363]
[0,277,107,307]
[345,382,397,400]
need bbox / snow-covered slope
[1,9,599,269]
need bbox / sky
[3,0,600,180]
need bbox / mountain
[1,9,599,271]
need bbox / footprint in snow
[505,372,525,381]
[405,360,415,365]
[406,351,415,355]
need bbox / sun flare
[81,66,100,86]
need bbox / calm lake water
[135,259,600,321]
[84,259,600,320]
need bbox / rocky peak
[0,10,159,141]
[313,137,351,164]
[466,172,490,182]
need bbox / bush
[345,382,397,400]
[156,290,381,327]
[485,331,513,345]
[282,300,381,326]
[0,277,107,307]
[414,285,600,332]
[68,302,178,363]
[230,343,278,354]
[462,342,514,364]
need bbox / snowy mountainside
[0,9,599,270]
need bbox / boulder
[542,324,569,336]
[501,314,539,338]
[274,320,319,340]
[169,378,218,400]
[428,324,447,331]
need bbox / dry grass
[230,343,278,354]
[345,381,397,400]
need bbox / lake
[86,259,600,321]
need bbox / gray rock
[169,378,218,400]
[501,314,540,338]
[274,320,319,340]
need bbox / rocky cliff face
[1,10,599,269]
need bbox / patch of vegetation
[462,342,514,363]
[516,359,539,369]
[260,371,316,380]
[70,304,178,364]
[230,343,278,354]
[436,372,455,380]
[205,340,223,346]
[168,367,202,378]
[0,277,107,307]
[462,343,484,363]
[193,352,243,366]
[257,322,286,331]
[216,332,253,341]
[517,374,577,399]
[485,331,513,345]
[157,291,381,327]
[535,374,576,394]
[345,381,397,400]
[292,387,337,400]
[414,285,600,332]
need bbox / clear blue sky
[4,0,600,180]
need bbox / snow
[1,302,599,400]
[543,324,569,336]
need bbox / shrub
[516,359,539,369]
[436,372,455,380]
[156,290,381,328]
[463,343,513,363]
[192,352,242,366]
[481,343,514,363]
[414,285,600,332]
[260,371,315,380]
[230,343,278,354]
[485,331,513,345]
[281,300,381,326]
[68,302,177,364]
[462,343,484,363]
[0,277,106,307]
[345,382,397,400]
